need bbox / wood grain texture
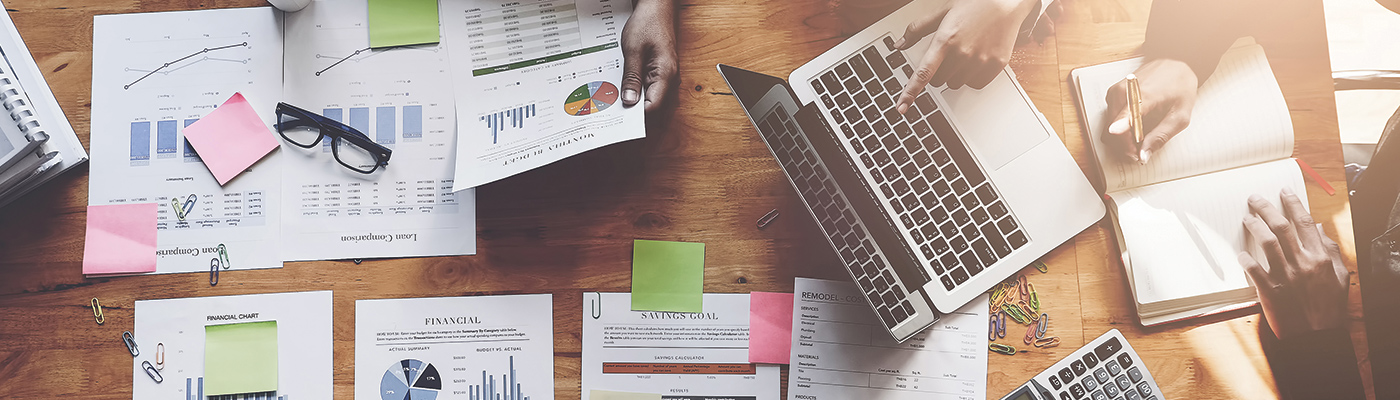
[0,0,1369,399]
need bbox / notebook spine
[0,65,45,143]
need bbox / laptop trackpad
[940,70,1048,171]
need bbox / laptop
[717,0,1103,342]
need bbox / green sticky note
[591,390,663,400]
[205,321,278,395]
[367,0,440,48]
[631,240,704,312]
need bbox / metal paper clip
[1001,303,1028,324]
[169,198,185,221]
[989,316,999,341]
[1037,313,1048,339]
[142,360,163,383]
[1028,283,1040,311]
[91,298,104,325]
[589,292,602,319]
[209,259,220,286]
[216,243,230,270]
[1017,300,1037,320]
[1034,336,1061,348]
[757,209,780,229]
[122,331,139,357]
[155,343,165,370]
[181,194,197,216]
[1033,261,1048,273]
[989,343,1017,355]
[1024,320,1039,344]
[996,312,1007,337]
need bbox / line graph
[314,46,442,76]
[124,42,249,89]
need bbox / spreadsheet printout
[442,0,646,190]
[790,278,989,400]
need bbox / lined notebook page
[1076,42,1294,192]
[1110,159,1305,305]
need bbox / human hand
[1103,59,1198,163]
[620,0,678,114]
[894,0,1041,114]
[1240,188,1349,340]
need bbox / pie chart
[380,359,442,400]
[564,81,618,116]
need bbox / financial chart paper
[790,278,989,400]
[90,7,285,273]
[442,0,646,190]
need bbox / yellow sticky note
[205,321,278,395]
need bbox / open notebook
[1072,39,1306,326]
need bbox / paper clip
[182,194,197,215]
[155,343,165,370]
[989,316,999,341]
[996,312,1007,337]
[1037,313,1049,339]
[589,292,602,319]
[216,243,230,270]
[1001,303,1029,324]
[169,198,186,222]
[1024,320,1039,344]
[1034,336,1061,348]
[1033,261,1048,273]
[91,298,104,325]
[122,331,139,357]
[142,360,163,383]
[989,343,1017,355]
[1017,300,1037,320]
[757,209,780,229]
[209,259,219,286]
[1028,283,1040,311]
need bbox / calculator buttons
[1093,337,1122,361]
[1091,391,1108,400]
[1115,375,1132,391]
[1137,382,1154,397]
[1118,352,1135,368]
[1058,367,1075,383]
[1127,366,1143,382]
[1093,367,1110,383]
[1106,359,1122,376]
[1049,375,1063,390]
[1069,383,1086,399]
[1081,352,1099,369]
[1071,360,1087,376]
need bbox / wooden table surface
[0,0,1371,399]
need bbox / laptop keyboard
[756,106,919,330]
[808,36,1028,293]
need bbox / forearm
[1142,0,1263,82]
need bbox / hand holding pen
[1103,58,1199,164]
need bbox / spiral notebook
[1071,39,1306,326]
[0,5,87,208]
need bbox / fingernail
[623,89,639,104]
[897,104,908,115]
[894,38,906,48]
[1248,194,1265,203]
[1108,119,1128,135]
[1139,149,1150,164]
[1281,186,1295,196]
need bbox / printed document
[282,0,477,260]
[441,0,646,190]
[790,278,989,400]
[355,294,554,400]
[132,291,333,400]
[582,292,781,400]
[90,7,285,273]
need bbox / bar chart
[469,356,532,400]
[186,377,287,400]
[318,104,427,147]
[480,104,538,144]
[129,118,209,166]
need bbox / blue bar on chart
[156,120,178,158]
[480,104,536,144]
[469,356,530,400]
[322,108,343,152]
[185,377,203,400]
[403,105,423,140]
[348,107,370,136]
[183,118,201,162]
[376,106,395,145]
[130,121,151,163]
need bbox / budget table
[0,0,1371,399]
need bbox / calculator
[998,329,1163,400]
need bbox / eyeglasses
[274,102,392,174]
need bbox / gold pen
[1126,74,1143,147]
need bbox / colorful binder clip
[91,298,104,325]
[122,331,139,357]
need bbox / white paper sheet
[90,7,285,273]
[582,293,781,400]
[441,0,646,191]
[355,294,554,400]
[282,0,477,260]
[789,278,989,400]
[132,291,334,400]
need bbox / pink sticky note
[82,203,157,276]
[184,92,279,185]
[749,291,794,364]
